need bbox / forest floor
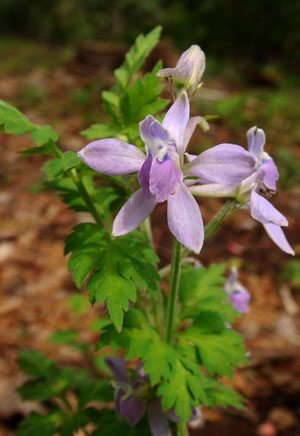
[0,38,299,436]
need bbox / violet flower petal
[247,126,266,157]
[250,191,288,226]
[184,143,259,184]
[261,158,279,190]
[263,223,295,255]
[112,189,157,236]
[150,157,183,202]
[78,138,146,175]
[229,290,251,313]
[182,116,206,154]
[147,401,172,436]
[105,357,129,383]
[120,397,146,427]
[162,92,190,152]
[167,183,204,253]
[138,156,153,198]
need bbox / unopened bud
[157,45,206,95]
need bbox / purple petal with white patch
[112,189,157,236]
[263,223,295,255]
[138,156,152,198]
[261,158,279,190]
[78,138,146,175]
[167,183,204,253]
[162,92,190,150]
[184,143,258,184]
[139,116,169,156]
[150,157,183,202]
[250,191,288,226]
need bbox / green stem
[70,168,104,228]
[177,421,189,436]
[204,199,237,240]
[166,239,182,343]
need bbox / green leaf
[178,311,248,377]
[76,380,113,407]
[20,142,56,157]
[49,329,78,343]
[16,410,61,436]
[58,409,98,436]
[17,349,55,377]
[42,151,81,180]
[179,264,239,323]
[157,359,203,422]
[119,62,168,125]
[0,100,58,145]
[66,224,160,330]
[91,409,151,436]
[114,26,162,92]
[81,122,119,140]
[206,383,246,409]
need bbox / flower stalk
[70,168,105,228]
[166,238,182,343]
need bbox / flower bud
[157,45,206,95]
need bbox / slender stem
[142,216,154,248]
[70,168,104,228]
[204,199,237,240]
[166,239,182,343]
[177,421,189,436]
[160,199,238,278]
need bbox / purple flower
[105,357,202,435]
[156,45,206,95]
[189,127,295,255]
[78,93,258,253]
[224,267,251,313]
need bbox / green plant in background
[0,27,295,435]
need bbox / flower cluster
[78,45,294,256]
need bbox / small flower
[105,357,202,435]
[224,267,251,313]
[78,93,258,253]
[189,127,295,255]
[157,45,206,95]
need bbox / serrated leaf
[0,99,58,145]
[179,264,239,323]
[20,142,55,157]
[58,409,98,436]
[32,126,58,145]
[178,312,248,377]
[207,383,246,409]
[157,359,203,422]
[17,349,55,377]
[81,122,119,140]
[16,410,61,436]
[66,225,159,330]
[114,26,162,92]
[42,151,81,180]
[119,62,168,125]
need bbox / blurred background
[0,1,299,435]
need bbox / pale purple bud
[157,45,206,95]
[224,267,251,314]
